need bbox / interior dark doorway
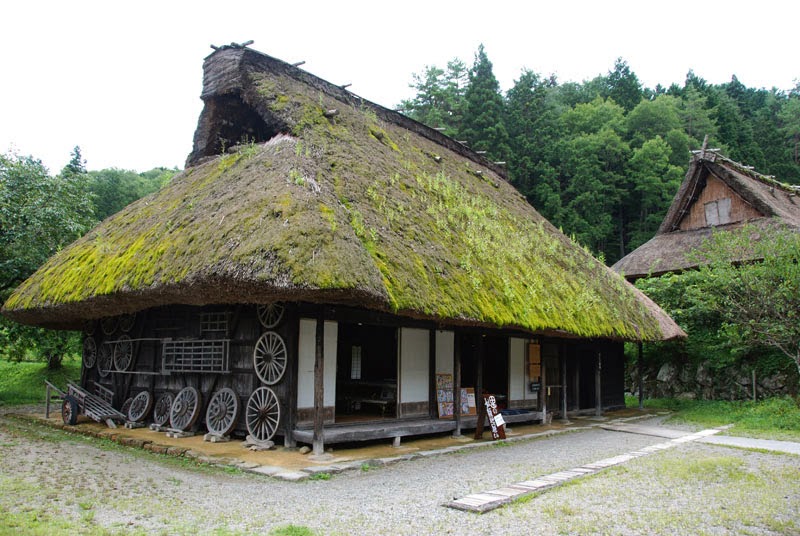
[335,323,397,422]
[459,334,509,409]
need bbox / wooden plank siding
[679,174,763,231]
[81,302,628,445]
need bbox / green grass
[511,446,800,535]
[0,357,81,406]
[269,525,316,536]
[631,396,800,441]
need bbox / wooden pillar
[595,351,603,417]
[429,329,437,419]
[452,332,462,437]
[541,352,547,423]
[637,342,644,410]
[561,350,568,422]
[474,336,485,439]
[573,352,580,410]
[312,307,325,455]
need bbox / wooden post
[595,352,603,417]
[452,332,462,437]
[45,383,51,419]
[573,354,580,411]
[474,336,485,440]
[541,353,547,423]
[752,369,757,402]
[561,352,568,421]
[429,329,437,419]
[312,307,325,455]
[638,342,644,410]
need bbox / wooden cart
[45,380,127,428]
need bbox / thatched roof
[613,151,800,280]
[2,45,683,341]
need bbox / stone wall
[629,360,797,401]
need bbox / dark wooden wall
[82,303,298,439]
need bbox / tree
[559,126,631,259]
[778,96,800,166]
[460,44,509,161]
[603,58,643,112]
[505,69,562,215]
[693,226,800,376]
[562,96,626,136]
[679,85,718,145]
[398,59,468,137]
[624,136,684,249]
[88,166,176,221]
[625,95,682,147]
[0,149,94,367]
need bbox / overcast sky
[1,0,797,173]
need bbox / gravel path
[1,411,798,535]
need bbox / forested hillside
[0,147,176,365]
[398,46,800,264]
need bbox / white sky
[1,0,797,173]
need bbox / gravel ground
[1,410,798,535]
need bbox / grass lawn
[630,395,800,441]
[0,357,81,406]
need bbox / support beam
[541,352,547,424]
[474,336,485,440]
[453,332,462,437]
[561,350,568,422]
[595,352,603,417]
[638,342,644,410]
[429,329,437,419]
[312,307,325,455]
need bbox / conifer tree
[460,44,509,161]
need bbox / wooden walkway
[292,410,543,445]
[446,426,722,513]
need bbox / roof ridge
[695,151,798,193]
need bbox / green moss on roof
[3,51,674,340]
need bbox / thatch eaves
[613,151,800,280]
[2,46,683,342]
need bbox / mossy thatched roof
[2,46,683,341]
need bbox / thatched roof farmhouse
[614,149,800,280]
[2,44,683,449]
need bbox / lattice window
[350,346,362,380]
[200,312,229,335]
[162,340,230,373]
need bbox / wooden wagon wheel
[113,335,134,371]
[101,316,118,336]
[118,313,136,333]
[83,337,97,369]
[170,387,201,431]
[97,344,113,378]
[253,331,287,385]
[120,397,134,417]
[205,388,240,436]
[83,320,96,336]
[257,302,285,329]
[246,386,281,442]
[128,391,153,422]
[152,392,174,426]
[62,396,78,425]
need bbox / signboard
[483,394,506,440]
[436,374,477,418]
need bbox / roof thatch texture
[2,47,683,341]
[613,152,800,280]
